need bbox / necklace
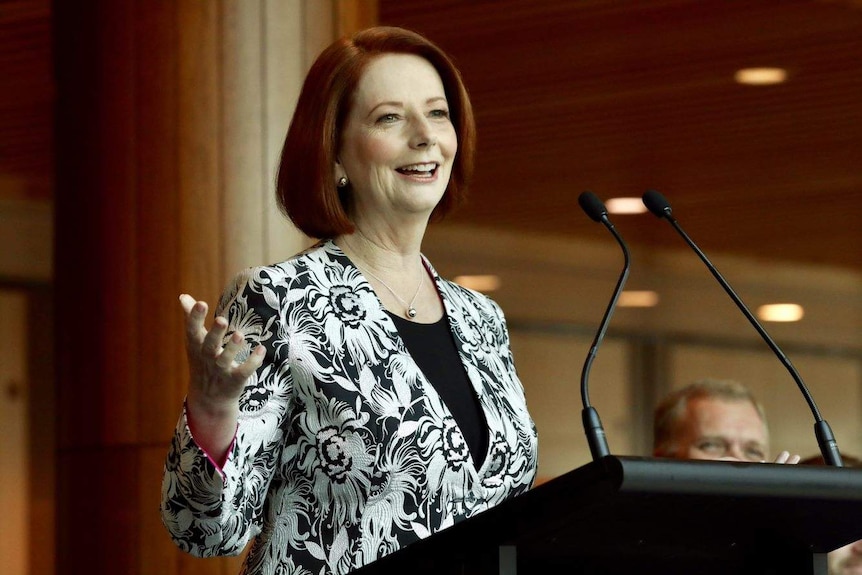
[358,262,424,320]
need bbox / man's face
[669,397,769,462]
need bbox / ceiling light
[606,197,647,215]
[734,67,787,86]
[454,274,501,293]
[756,303,804,322]
[618,290,659,308]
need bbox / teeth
[399,163,436,172]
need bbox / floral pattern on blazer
[161,239,539,575]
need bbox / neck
[336,225,423,276]
[336,229,430,321]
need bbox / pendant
[407,307,417,319]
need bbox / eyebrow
[696,435,728,443]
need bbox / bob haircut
[275,26,476,239]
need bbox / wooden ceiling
[1,1,861,273]
[379,0,862,272]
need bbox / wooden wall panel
[0,291,28,575]
[56,450,138,571]
[177,0,223,300]
[139,446,180,574]
[97,0,139,445]
[27,288,55,575]
[0,0,53,201]
[54,1,342,573]
[54,0,104,450]
[136,0,185,443]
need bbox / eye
[376,113,400,124]
[745,446,766,460]
[429,108,450,119]
[696,439,726,454]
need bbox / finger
[774,450,790,464]
[180,294,208,320]
[179,293,197,314]
[216,331,246,369]
[787,454,801,465]
[201,316,229,358]
[233,344,266,381]
[182,296,209,342]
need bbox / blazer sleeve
[160,267,294,557]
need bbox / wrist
[186,393,240,423]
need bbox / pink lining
[184,400,238,479]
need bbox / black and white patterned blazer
[161,239,539,575]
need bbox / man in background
[652,378,799,464]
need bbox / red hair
[275,26,476,239]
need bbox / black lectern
[356,456,862,575]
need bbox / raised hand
[180,293,265,460]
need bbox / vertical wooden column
[52,1,378,572]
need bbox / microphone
[642,189,843,467]
[577,191,632,460]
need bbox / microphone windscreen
[578,191,607,222]
[642,189,672,218]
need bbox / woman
[161,26,538,574]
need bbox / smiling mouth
[396,162,439,178]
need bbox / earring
[337,176,348,188]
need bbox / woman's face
[337,53,457,227]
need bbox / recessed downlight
[606,197,648,215]
[757,303,804,322]
[618,290,659,308]
[734,67,787,86]
[454,274,501,293]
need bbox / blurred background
[1,0,860,573]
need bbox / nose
[725,445,747,462]
[409,116,437,149]
[725,443,761,462]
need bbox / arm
[162,270,290,557]
[180,293,265,463]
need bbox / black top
[389,312,489,467]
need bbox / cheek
[343,133,396,170]
[682,440,709,458]
[687,448,710,459]
[358,136,398,165]
[365,138,393,161]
